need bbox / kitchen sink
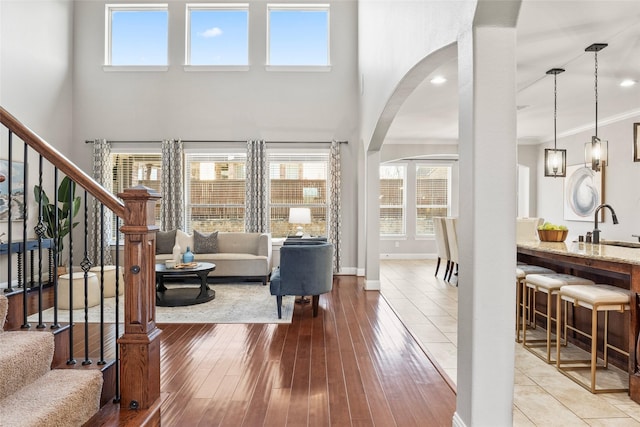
[600,240,640,249]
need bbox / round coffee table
[155,262,216,307]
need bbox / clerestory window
[267,4,330,69]
[186,3,249,67]
[105,4,169,68]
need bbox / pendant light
[544,68,566,177]
[584,43,608,172]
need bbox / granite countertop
[517,240,640,266]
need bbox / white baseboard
[336,267,357,276]
[380,253,436,260]
[452,412,467,427]
[356,268,365,277]
[363,279,380,290]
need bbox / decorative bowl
[537,229,568,242]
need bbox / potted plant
[33,176,81,273]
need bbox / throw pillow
[194,230,218,254]
[156,229,176,254]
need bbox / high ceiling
[385,1,640,145]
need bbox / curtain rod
[85,139,348,144]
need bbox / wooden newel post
[117,186,162,411]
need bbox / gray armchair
[269,241,334,318]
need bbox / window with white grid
[184,153,246,233]
[416,164,451,235]
[379,164,406,236]
[111,153,163,241]
[268,151,329,238]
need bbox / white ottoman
[58,272,100,310]
[89,266,124,298]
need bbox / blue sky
[190,9,248,65]
[269,9,328,66]
[110,7,328,66]
[111,10,168,66]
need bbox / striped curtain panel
[245,140,267,232]
[91,139,113,265]
[329,140,342,273]
[161,139,184,231]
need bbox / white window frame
[267,149,330,238]
[104,3,169,71]
[266,3,331,71]
[379,163,407,237]
[415,163,452,237]
[184,150,247,234]
[184,3,250,71]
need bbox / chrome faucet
[593,204,619,244]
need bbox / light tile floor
[380,259,640,426]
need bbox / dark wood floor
[90,275,456,426]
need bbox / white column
[364,149,380,290]
[454,25,517,426]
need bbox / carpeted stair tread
[0,369,103,427]
[0,331,54,401]
[0,295,7,329]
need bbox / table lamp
[288,207,311,236]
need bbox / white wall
[0,0,75,285]
[537,115,640,242]
[0,0,74,147]
[70,1,360,271]
[358,1,476,151]
[517,144,538,216]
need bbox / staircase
[0,294,103,426]
[1,106,162,423]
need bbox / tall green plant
[33,176,81,266]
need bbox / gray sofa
[156,231,272,285]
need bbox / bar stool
[523,273,594,363]
[556,284,630,393]
[515,265,556,342]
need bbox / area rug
[29,283,295,324]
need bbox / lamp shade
[544,148,567,177]
[544,68,566,178]
[288,207,311,224]
[584,137,607,172]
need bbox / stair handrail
[0,106,125,218]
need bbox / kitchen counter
[518,240,640,265]
[517,239,640,402]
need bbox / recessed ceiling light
[430,76,447,85]
[620,79,637,87]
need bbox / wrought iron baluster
[51,169,60,329]
[35,154,46,328]
[66,176,75,365]
[21,142,29,328]
[98,202,106,365]
[5,130,13,293]
[80,189,93,365]
[114,216,121,403]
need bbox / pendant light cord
[554,73,558,149]
[594,50,599,138]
